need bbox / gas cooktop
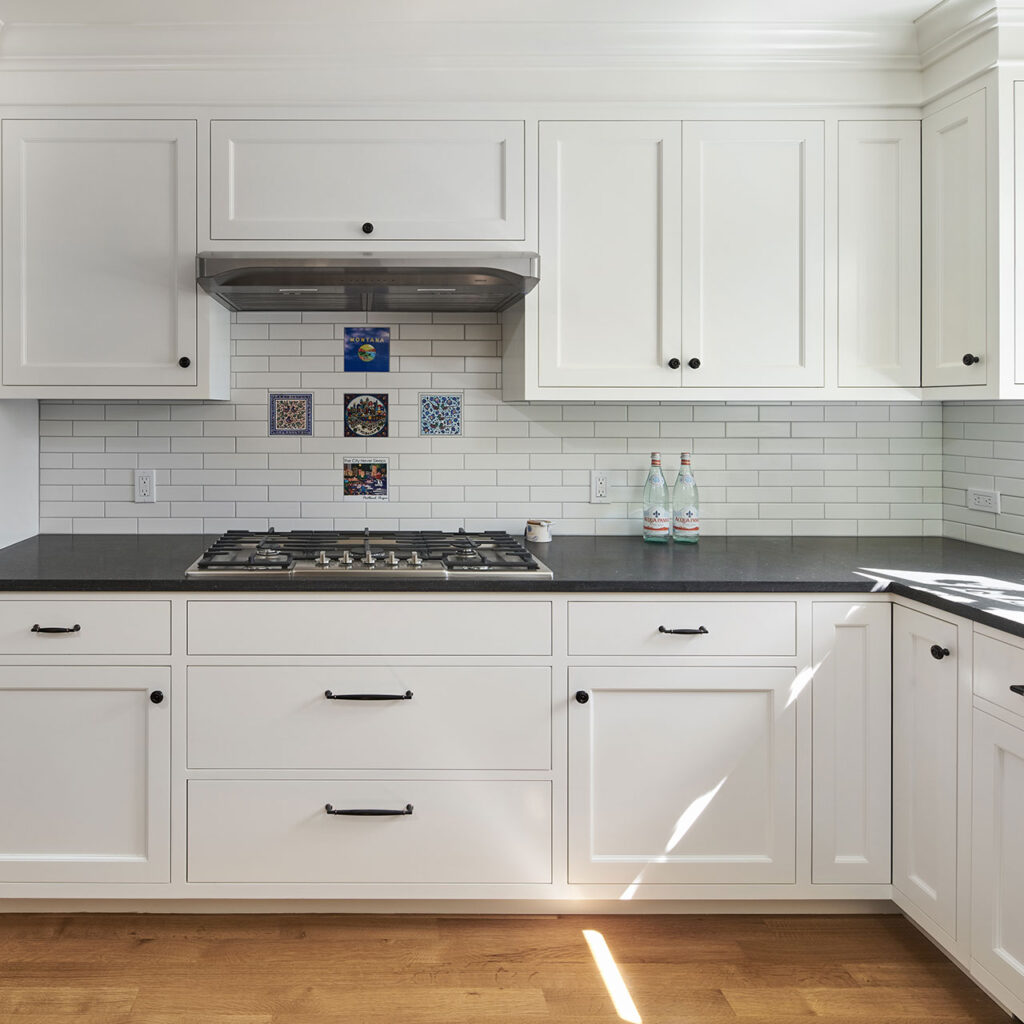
[185,528,554,580]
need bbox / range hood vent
[198,252,539,314]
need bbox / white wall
[0,400,38,546]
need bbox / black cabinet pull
[324,690,413,701]
[150,690,164,705]
[178,356,191,368]
[1010,685,1024,697]
[325,803,413,816]
[575,690,590,704]
[668,358,681,369]
[962,353,981,366]
[361,222,374,234]
[930,644,950,660]
[688,357,701,369]
[659,625,709,635]
[31,624,80,634]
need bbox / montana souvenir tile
[418,392,463,436]
[268,392,313,436]
[343,326,390,372]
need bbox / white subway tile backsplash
[37,313,947,536]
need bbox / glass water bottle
[642,452,671,543]
[672,452,700,543]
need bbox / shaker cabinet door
[538,121,682,388]
[681,121,824,388]
[1,119,198,389]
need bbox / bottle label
[674,507,699,534]
[643,508,671,537]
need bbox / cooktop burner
[185,528,554,579]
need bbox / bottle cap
[681,452,691,464]
[651,452,662,465]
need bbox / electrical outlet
[590,470,610,504]
[967,488,1000,514]
[134,469,156,504]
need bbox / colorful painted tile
[268,392,313,436]
[342,457,389,501]
[343,326,390,372]
[418,392,463,436]
[344,393,389,438]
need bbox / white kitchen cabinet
[922,90,988,388]
[537,121,681,388]
[210,120,525,241]
[680,121,824,388]
[0,665,170,883]
[0,119,227,399]
[892,604,970,947]
[811,602,892,884]
[568,665,797,885]
[971,707,1024,1017]
[837,121,921,388]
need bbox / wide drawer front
[187,600,551,656]
[187,780,552,884]
[974,632,1024,722]
[187,666,552,769]
[0,600,170,655]
[568,600,797,657]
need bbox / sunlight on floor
[583,928,643,1024]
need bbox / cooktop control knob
[339,550,353,566]
[315,550,330,567]
[362,551,376,566]
[385,551,400,567]
[409,551,423,567]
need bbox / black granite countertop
[2,532,1024,638]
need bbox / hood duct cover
[197,252,539,314]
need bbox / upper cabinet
[837,120,921,388]
[0,119,228,400]
[681,121,824,388]
[922,90,989,389]
[209,120,526,242]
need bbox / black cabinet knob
[150,690,164,704]
[688,358,701,370]
[361,222,374,234]
[930,645,950,660]
[962,353,980,366]
[178,356,191,368]
[668,358,681,369]
[575,690,590,704]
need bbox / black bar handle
[325,803,413,816]
[1010,685,1024,697]
[658,625,709,635]
[31,624,81,634]
[930,644,951,660]
[324,690,413,701]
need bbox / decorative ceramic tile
[268,392,313,436]
[344,393,389,438]
[343,326,390,372]
[419,391,463,436]
[342,457,389,500]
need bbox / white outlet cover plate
[967,488,1000,514]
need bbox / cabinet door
[922,90,988,387]
[811,602,892,883]
[1,119,198,388]
[838,121,921,388]
[972,709,1024,1012]
[681,121,824,388]
[892,606,961,938]
[568,666,797,885]
[0,666,170,883]
[538,121,682,388]
[210,120,524,241]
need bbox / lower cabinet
[0,665,170,882]
[568,665,797,885]
[971,708,1024,1014]
[892,604,970,950]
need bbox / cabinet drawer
[187,600,551,656]
[975,632,1024,721]
[188,666,551,770]
[0,599,170,655]
[568,600,797,657]
[187,780,551,884]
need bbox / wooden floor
[0,913,1009,1023]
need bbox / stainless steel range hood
[197,252,539,314]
